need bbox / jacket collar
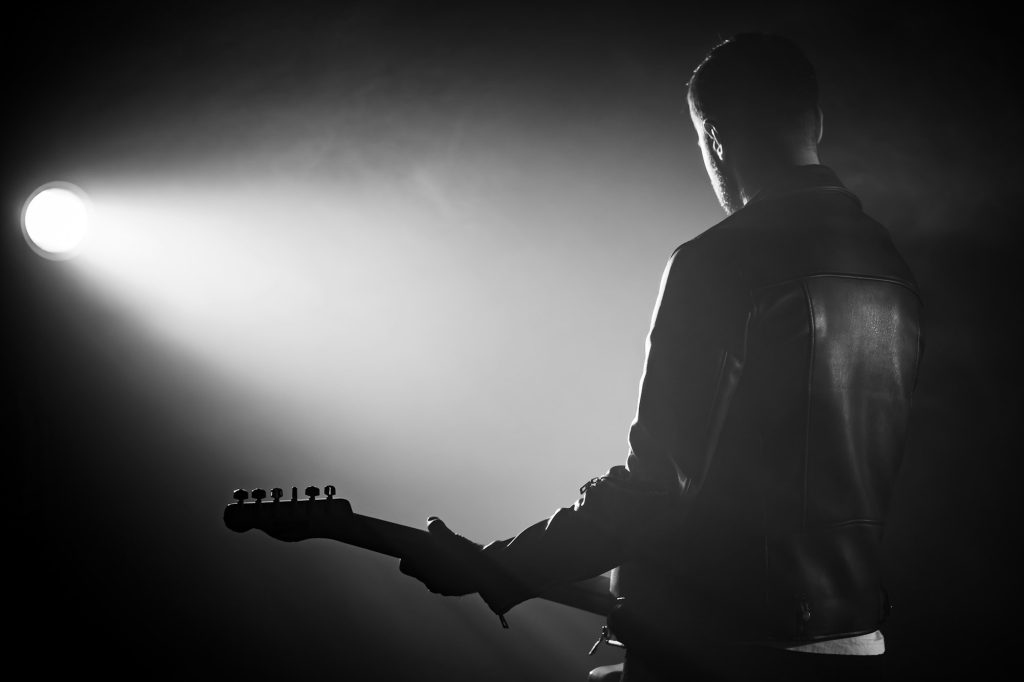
[746,164,860,209]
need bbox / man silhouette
[401,33,923,681]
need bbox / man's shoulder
[658,216,754,302]
[666,186,917,296]
[674,195,775,255]
[668,207,759,274]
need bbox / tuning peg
[324,485,336,500]
[270,488,283,502]
[232,489,249,504]
[291,486,298,502]
[305,485,320,500]
[251,488,267,503]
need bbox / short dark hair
[687,33,818,138]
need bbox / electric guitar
[223,485,616,618]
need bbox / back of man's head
[688,33,819,145]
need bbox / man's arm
[403,243,749,615]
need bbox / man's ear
[815,106,824,144]
[703,120,724,160]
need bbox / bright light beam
[21,181,92,259]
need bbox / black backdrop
[5,1,1021,678]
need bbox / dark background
[4,1,1020,678]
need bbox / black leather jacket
[482,165,923,647]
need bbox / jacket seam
[773,519,885,533]
[752,272,922,302]
[822,519,884,529]
[800,279,815,531]
[690,349,731,496]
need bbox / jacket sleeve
[480,244,748,615]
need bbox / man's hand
[399,516,490,597]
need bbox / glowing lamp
[21,182,91,259]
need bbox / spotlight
[21,181,91,259]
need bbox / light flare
[21,182,92,259]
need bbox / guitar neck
[224,493,614,617]
[326,511,434,558]
[306,509,615,617]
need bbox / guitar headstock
[223,484,355,542]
